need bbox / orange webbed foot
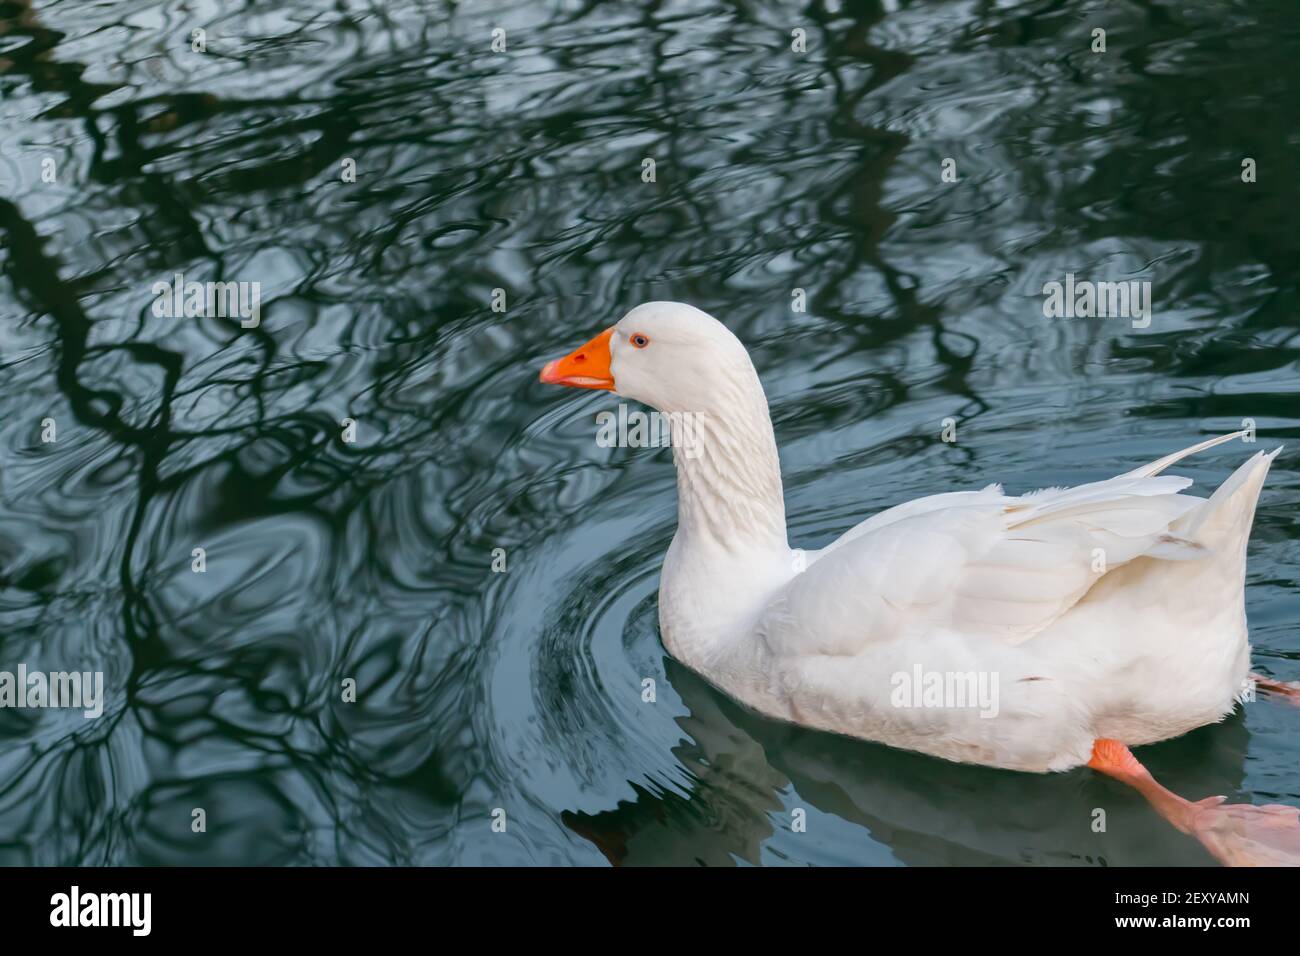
[1251,673,1300,708]
[1089,738,1300,867]
[1187,800,1300,867]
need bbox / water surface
[1,0,1298,865]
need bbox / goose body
[541,301,1300,863]
[660,432,1273,772]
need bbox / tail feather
[1120,430,1249,479]
[1177,447,1281,542]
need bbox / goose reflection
[565,658,1275,866]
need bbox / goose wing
[757,443,1238,657]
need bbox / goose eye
[631,333,650,349]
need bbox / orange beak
[538,327,616,391]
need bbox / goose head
[540,301,791,654]
[538,301,760,417]
[540,302,788,552]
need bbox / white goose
[541,301,1300,866]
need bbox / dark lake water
[1,0,1298,866]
